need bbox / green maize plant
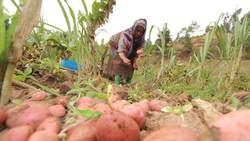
[190,16,221,84]
[216,16,250,89]
[0,0,42,105]
[192,24,216,83]
[149,24,176,80]
[149,25,165,80]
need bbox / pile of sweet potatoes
[1,90,250,141]
[0,92,68,141]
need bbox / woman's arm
[117,34,131,65]
[119,52,131,65]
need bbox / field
[1,0,250,141]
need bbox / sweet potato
[108,94,122,103]
[121,104,146,129]
[2,125,34,141]
[111,100,130,110]
[6,102,50,128]
[94,103,112,114]
[49,105,66,117]
[149,100,168,112]
[54,96,69,107]
[67,120,97,141]
[211,109,250,141]
[37,117,61,133]
[76,97,97,108]
[96,110,140,141]
[143,126,199,141]
[31,91,47,101]
[135,100,150,115]
[0,107,6,124]
[28,131,59,141]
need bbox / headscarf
[109,19,147,57]
[123,19,147,48]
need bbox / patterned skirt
[104,50,134,80]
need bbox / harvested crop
[135,100,150,115]
[111,100,129,110]
[149,100,168,112]
[76,97,97,108]
[28,130,59,141]
[121,104,145,129]
[49,104,66,117]
[0,107,6,124]
[31,91,47,101]
[96,110,140,141]
[6,102,50,128]
[67,120,97,141]
[37,117,61,133]
[212,109,250,141]
[1,125,34,141]
[53,96,69,107]
[94,103,112,114]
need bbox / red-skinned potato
[6,102,50,128]
[54,96,69,107]
[211,109,250,141]
[96,110,140,141]
[94,103,112,114]
[67,120,97,141]
[121,104,146,129]
[31,91,47,101]
[149,100,168,112]
[143,126,199,141]
[135,100,150,115]
[108,94,122,103]
[0,107,6,124]
[37,117,61,133]
[76,97,97,108]
[2,125,34,141]
[49,104,66,117]
[111,100,130,110]
[28,130,59,141]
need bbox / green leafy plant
[1,0,42,105]
[192,21,217,83]
[73,108,102,119]
[161,103,193,115]
[216,15,250,90]
[57,0,116,76]
[14,67,32,81]
[149,24,176,80]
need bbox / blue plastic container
[60,59,79,71]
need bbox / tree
[176,21,200,52]
[221,8,242,32]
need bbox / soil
[1,67,250,141]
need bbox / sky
[4,0,250,42]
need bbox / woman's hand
[133,63,138,69]
[119,52,131,65]
[122,58,131,65]
[136,48,144,56]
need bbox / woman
[104,19,147,85]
